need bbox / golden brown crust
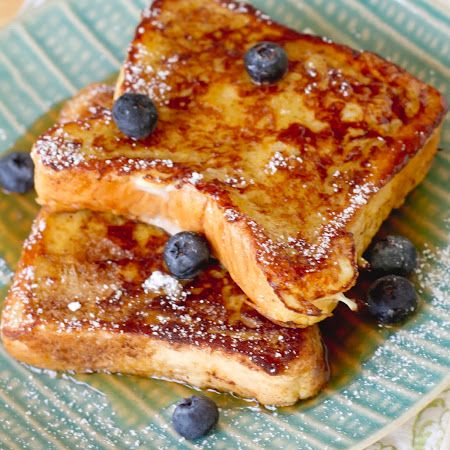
[0,209,327,405]
[2,326,326,406]
[32,0,447,326]
[59,83,114,123]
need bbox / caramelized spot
[107,223,137,250]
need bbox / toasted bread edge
[1,281,327,406]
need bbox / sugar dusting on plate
[0,365,303,450]
[415,215,450,312]
[0,258,13,286]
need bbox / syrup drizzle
[8,210,316,376]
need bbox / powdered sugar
[311,182,378,260]
[118,158,174,175]
[143,271,184,301]
[222,1,251,14]
[186,171,203,185]
[415,238,450,312]
[264,151,303,175]
[35,134,84,170]
[224,174,254,189]
[24,218,47,250]
[224,209,240,222]
[68,301,82,312]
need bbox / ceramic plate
[0,1,449,449]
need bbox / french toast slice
[0,208,327,406]
[32,0,447,327]
[58,83,114,123]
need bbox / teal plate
[0,1,449,449]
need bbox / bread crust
[2,326,326,406]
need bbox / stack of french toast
[0,0,446,408]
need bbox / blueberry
[0,152,34,194]
[164,232,210,279]
[244,42,288,84]
[369,235,417,275]
[172,395,219,440]
[112,93,158,139]
[367,275,418,324]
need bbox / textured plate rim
[350,377,450,450]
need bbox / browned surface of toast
[58,83,114,123]
[0,209,327,405]
[32,0,447,326]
